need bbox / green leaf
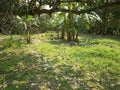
[86,24,90,30]
[27,15,33,20]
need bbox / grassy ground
[0,33,120,90]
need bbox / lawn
[0,33,120,90]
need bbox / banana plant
[16,15,34,44]
[75,11,102,35]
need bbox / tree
[0,0,120,42]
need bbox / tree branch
[31,1,120,15]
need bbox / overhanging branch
[30,1,120,15]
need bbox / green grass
[0,33,120,90]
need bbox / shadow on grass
[79,34,120,41]
[48,38,100,47]
[0,51,80,90]
[0,49,120,90]
[48,34,120,47]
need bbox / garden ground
[0,33,120,90]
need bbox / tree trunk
[67,32,72,41]
[72,34,75,41]
[75,30,79,41]
[25,26,31,44]
[60,30,65,39]
[26,30,31,44]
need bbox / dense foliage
[0,0,120,43]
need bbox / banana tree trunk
[60,30,65,39]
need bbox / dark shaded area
[48,34,120,47]
[0,51,74,90]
